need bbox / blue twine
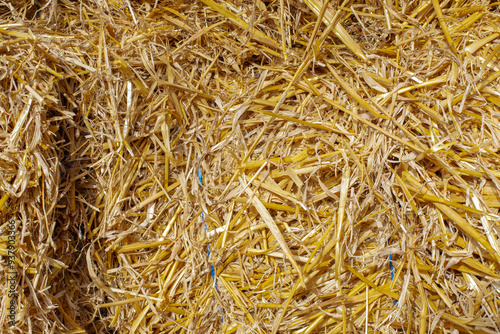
[198,168,203,188]
[389,253,394,281]
[197,140,221,301]
[388,239,397,306]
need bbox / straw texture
[1,0,500,333]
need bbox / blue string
[389,253,394,281]
[197,140,222,319]
[388,239,397,306]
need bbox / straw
[1,0,500,333]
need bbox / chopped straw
[1,0,500,333]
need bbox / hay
[1,0,500,333]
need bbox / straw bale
[1,0,500,333]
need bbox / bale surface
[1,0,500,333]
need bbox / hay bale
[1,0,500,333]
